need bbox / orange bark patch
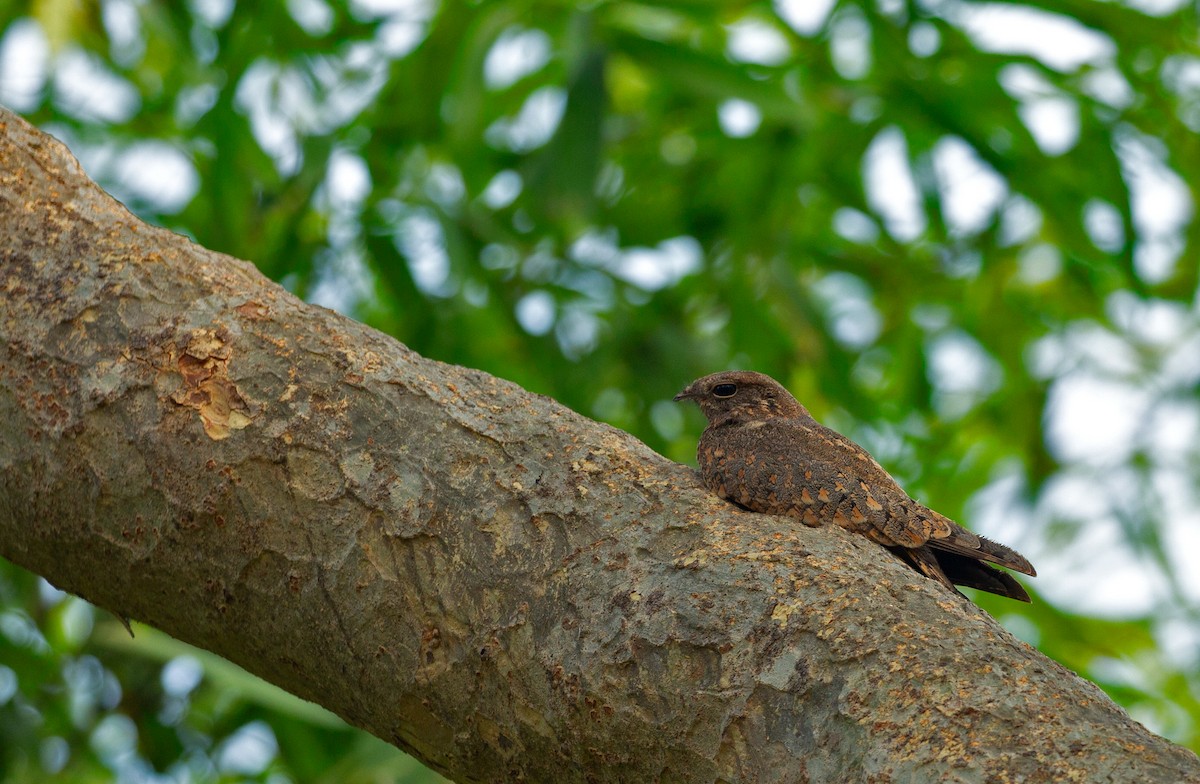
[169,329,251,440]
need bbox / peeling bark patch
[235,299,271,320]
[169,329,251,440]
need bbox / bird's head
[673,370,809,425]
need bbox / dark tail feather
[890,546,1032,603]
[936,550,1031,602]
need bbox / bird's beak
[673,384,695,402]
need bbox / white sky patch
[999,65,1080,155]
[1039,470,1116,524]
[234,61,307,174]
[0,20,49,110]
[555,305,601,358]
[1028,322,1141,380]
[1018,96,1079,155]
[485,86,566,152]
[932,136,1008,235]
[717,98,762,137]
[480,169,523,209]
[191,0,234,27]
[950,4,1116,72]
[1160,56,1200,99]
[1016,243,1062,285]
[908,21,940,58]
[1159,471,1200,604]
[832,207,879,244]
[175,83,220,125]
[651,399,685,440]
[998,195,1043,246]
[570,228,621,267]
[829,9,872,79]
[726,18,791,66]
[377,15,429,57]
[287,0,335,35]
[963,469,1033,553]
[309,248,375,314]
[812,272,881,348]
[863,126,926,242]
[927,331,1002,395]
[1105,292,1196,354]
[485,27,551,90]
[614,236,702,290]
[323,159,369,251]
[223,46,387,177]
[1161,331,1200,388]
[774,0,836,36]
[313,150,373,279]
[1083,66,1134,110]
[425,161,465,207]
[1133,237,1185,283]
[326,149,372,210]
[927,330,1002,418]
[1083,199,1125,253]
[216,722,278,776]
[53,49,140,123]
[1035,512,1165,617]
[396,211,452,296]
[1124,0,1189,14]
[1148,401,1200,458]
[1021,293,1200,621]
[111,141,199,213]
[351,0,430,18]
[516,290,555,335]
[1045,374,1149,465]
[102,0,144,66]
[967,479,1161,631]
[0,667,16,704]
[1116,129,1193,282]
[1157,616,1200,671]
[358,0,434,57]
[91,714,137,764]
[161,656,203,697]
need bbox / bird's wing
[769,419,1035,576]
[760,418,950,544]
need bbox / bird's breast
[698,426,802,516]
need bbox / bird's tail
[890,545,1032,603]
[924,510,1036,577]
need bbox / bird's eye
[713,383,737,398]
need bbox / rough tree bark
[0,106,1197,784]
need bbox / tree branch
[1,107,1196,783]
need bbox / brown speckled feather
[675,370,1035,602]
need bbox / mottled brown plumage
[675,370,1036,602]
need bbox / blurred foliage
[3,0,1200,779]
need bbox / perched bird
[675,370,1035,602]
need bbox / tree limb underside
[1,107,1197,783]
